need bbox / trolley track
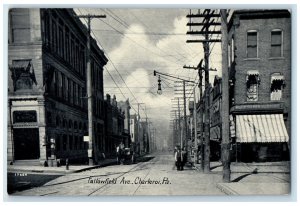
[39,156,156,196]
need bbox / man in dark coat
[175,148,183,171]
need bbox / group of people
[174,146,187,171]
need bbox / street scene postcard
[6,8,292,197]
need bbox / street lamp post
[154,70,196,150]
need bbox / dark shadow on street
[210,164,223,170]
[231,168,258,182]
[7,173,62,194]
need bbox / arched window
[63,119,67,128]
[74,121,78,130]
[56,115,61,127]
[68,119,73,129]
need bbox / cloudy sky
[75,8,222,145]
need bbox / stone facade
[8,8,108,165]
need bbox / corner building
[228,10,291,162]
[7,9,108,165]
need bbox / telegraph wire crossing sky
[75,8,222,138]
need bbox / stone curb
[217,183,239,195]
[7,160,117,175]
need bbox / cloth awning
[236,114,289,143]
[210,126,220,141]
[9,60,31,70]
[271,74,284,81]
[247,70,259,76]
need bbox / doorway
[13,128,40,160]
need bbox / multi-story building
[129,114,139,153]
[104,94,129,155]
[118,99,131,148]
[228,10,291,162]
[209,76,222,161]
[7,9,108,165]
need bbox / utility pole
[78,14,106,166]
[132,102,144,155]
[203,24,211,173]
[182,80,188,148]
[220,9,231,182]
[183,60,206,171]
[193,87,197,166]
[186,9,221,173]
[177,98,182,149]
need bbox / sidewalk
[7,158,117,175]
[194,161,291,195]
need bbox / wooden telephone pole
[78,14,106,165]
[220,9,231,182]
[186,9,221,173]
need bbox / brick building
[118,99,131,148]
[228,10,291,162]
[209,76,222,161]
[129,114,139,153]
[103,94,127,156]
[8,9,108,165]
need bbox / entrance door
[13,128,40,160]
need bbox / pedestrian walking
[116,141,125,164]
[175,147,184,171]
[181,147,187,169]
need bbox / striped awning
[210,126,220,141]
[236,114,289,143]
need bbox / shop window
[271,30,282,57]
[247,31,258,58]
[270,73,285,101]
[246,71,260,102]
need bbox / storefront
[235,114,289,162]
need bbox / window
[63,134,67,150]
[73,82,76,105]
[69,135,73,150]
[246,71,260,102]
[65,29,70,63]
[247,31,258,58]
[61,73,65,100]
[270,73,285,101]
[54,71,58,96]
[68,79,72,104]
[52,19,57,53]
[271,30,282,57]
[10,9,30,43]
[56,134,61,151]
